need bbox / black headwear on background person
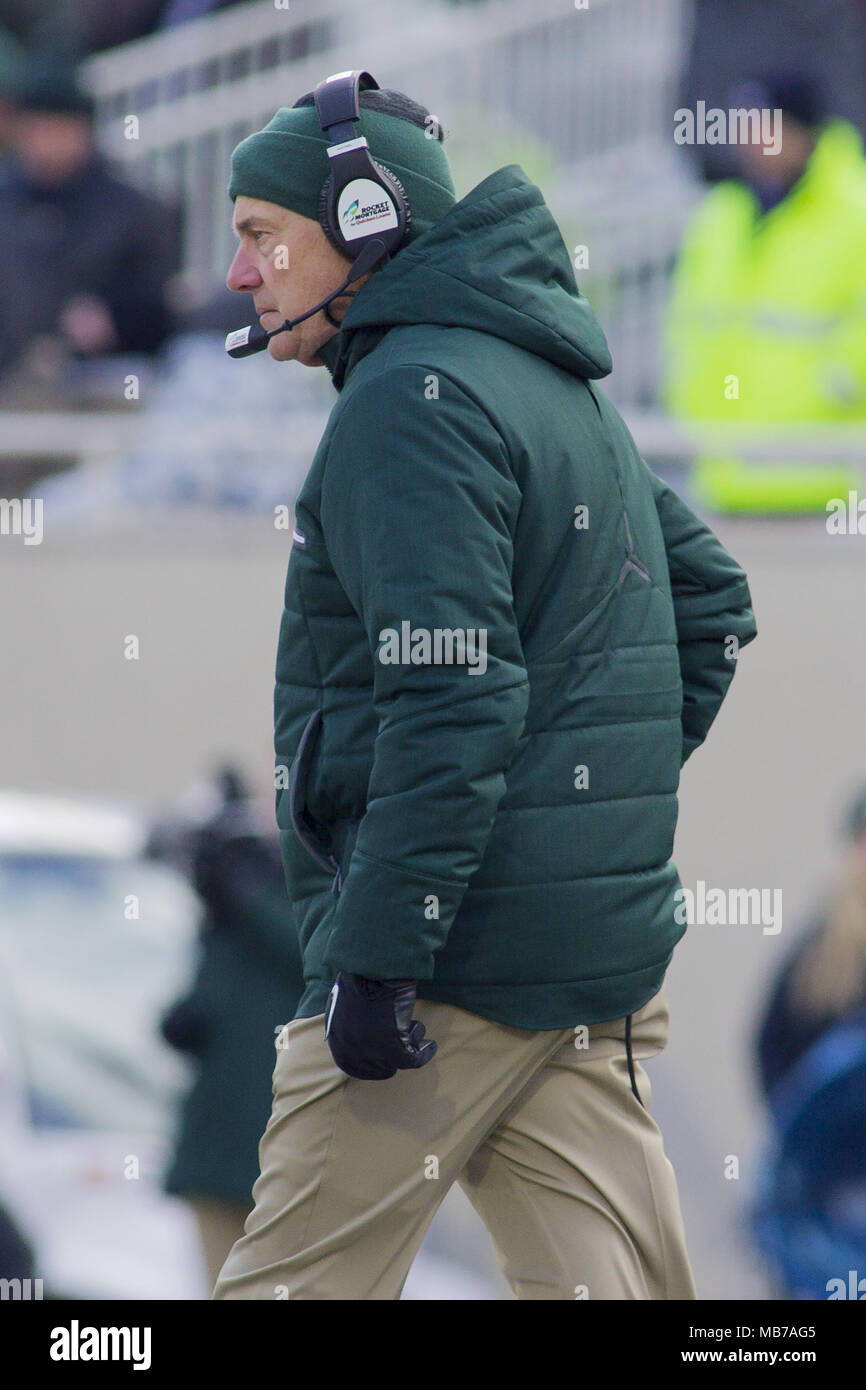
[727,71,828,214]
[15,47,95,119]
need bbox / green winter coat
[275,163,757,1030]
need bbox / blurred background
[1,0,866,1300]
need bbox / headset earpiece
[313,70,411,265]
[372,161,411,241]
[320,162,410,260]
[317,175,341,255]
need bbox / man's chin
[296,343,328,369]
[267,335,297,363]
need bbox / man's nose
[226,247,262,293]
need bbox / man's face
[226,196,362,366]
[734,114,816,188]
[15,111,93,185]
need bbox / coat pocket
[288,708,343,894]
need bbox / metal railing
[3,409,864,467]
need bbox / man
[214,73,757,1301]
[665,72,866,514]
[0,53,180,392]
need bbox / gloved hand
[324,971,438,1080]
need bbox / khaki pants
[212,979,696,1300]
[188,1196,251,1291]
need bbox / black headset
[314,69,411,262]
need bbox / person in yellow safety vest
[664,73,866,514]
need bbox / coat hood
[318,164,613,390]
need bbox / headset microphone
[225,237,387,359]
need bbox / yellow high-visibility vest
[664,119,866,512]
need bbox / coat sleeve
[646,465,757,764]
[318,364,529,982]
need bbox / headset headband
[314,69,379,141]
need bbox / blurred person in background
[751,786,866,1297]
[155,769,306,1291]
[755,786,866,1098]
[664,72,866,514]
[0,26,22,160]
[0,51,181,408]
[679,0,866,176]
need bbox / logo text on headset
[343,199,393,226]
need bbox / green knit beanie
[228,100,456,248]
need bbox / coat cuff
[321,849,466,980]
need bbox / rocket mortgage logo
[338,178,399,239]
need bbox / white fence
[5,410,866,466]
[82,0,691,234]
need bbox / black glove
[324,971,438,1080]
